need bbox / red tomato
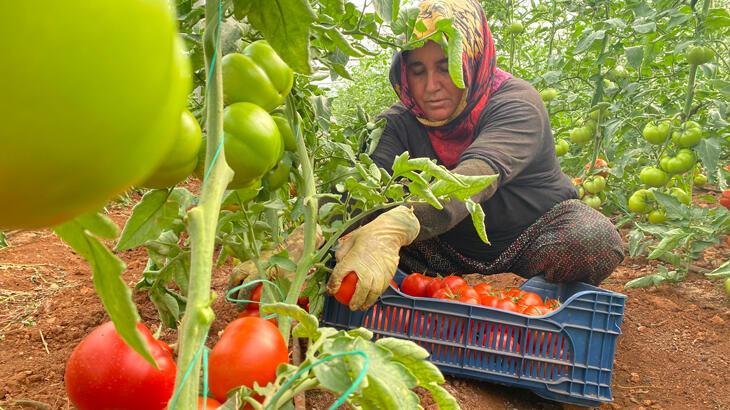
[157,339,174,356]
[585,158,609,177]
[245,283,263,311]
[431,287,454,300]
[297,296,310,312]
[208,317,289,402]
[479,294,499,308]
[473,283,492,295]
[454,285,479,300]
[505,288,523,298]
[334,271,358,305]
[518,291,543,307]
[496,298,520,312]
[544,298,561,310]
[400,273,432,297]
[426,277,443,296]
[390,279,399,289]
[65,321,177,410]
[523,305,549,316]
[458,296,480,304]
[441,275,467,291]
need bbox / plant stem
[171,0,234,408]
[280,95,319,341]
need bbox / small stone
[49,283,60,290]
[709,315,725,325]
[637,325,647,332]
[630,372,641,383]
[643,400,654,406]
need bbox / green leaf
[695,137,721,182]
[573,29,605,54]
[235,0,315,74]
[0,231,7,249]
[465,200,489,245]
[647,229,691,260]
[652,192,686,218]
[624,273,667,289]
[54,218,154,366]
[705,260,730,279]
[373,0,401,23]
[632,21,656,34]
[442,20,465,89]
[627,229,646,257]
[625,45,644,70]
[710,80,730,98]
[408,182,443,210]
[269,255,298,271]
[430,174,499,201]
[115,190,179,251]
[424,381,460,410]
[392,154,461,185]
[73,212,120,239]
[706,8,730,31]
[261,302,319,338]
[325,27,364,57]
[375,338,444,385]
[149,287,181,329]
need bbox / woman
[327,0,624,311]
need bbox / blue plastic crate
[321,270,627,407]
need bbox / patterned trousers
[399,199,625,285]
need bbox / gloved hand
[327,206,420,311]
[228,224,324,308]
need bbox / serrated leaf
[573,29,605,54]
[269,255,298,272]
[347,327,374,340]
[624,273,666,289]
[652,192,686,218]
[325,27,363,57]
[465,200,489,245]
[115,190,179,251]
[312,352,358,393]
[424,381,460,410]
[706,8,730,31]
[696,137,721,175]
[235,0,315,73]
[633,21,656,33]
[149,287,180,329]
[261,302,319,337]
[0,231,7,249]
[628,229,646,257]
[54,219,154,366]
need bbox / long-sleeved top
[371,78,578,261]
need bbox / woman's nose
[425,71,441,93]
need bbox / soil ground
[1,189,729,410]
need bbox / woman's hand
[327,206,420,310]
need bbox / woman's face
[405,41,465,122]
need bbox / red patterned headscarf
[389,0,512,168]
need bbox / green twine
[167,336,210,409]
[225,279,285,321]
[265,351,370,410]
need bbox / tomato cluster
[574,159,610,210]
[395,273,560,316]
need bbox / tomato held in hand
[65,321,177,410]
[334,272,358,305]
[209,317,289,402]
[400,273,432,297]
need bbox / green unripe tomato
[577,186,585,199]
[686,45,713,65]
[583,175,606,194]
[0,1,190,229]
[669,187,691,205]
[272,114,297,152]
[648,209,667,224]
[540,88,558,102]
[570,126,592,144]
[507,21,525,35]
[660,149,696,174]
[142,111,203,189]
[224,103,283,189]
[671,121,702,148]
[693,174,708,186]
[582,195,602,209]
[628,189,654,214]
[222,40,294,112]
[642,121,671,145]
[639,166,669,188]
[555,139,569,157]
[263,160,291,191]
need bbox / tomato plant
[208,317,289,402]
[65,322,176,410]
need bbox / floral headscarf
[389,0,512,168]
